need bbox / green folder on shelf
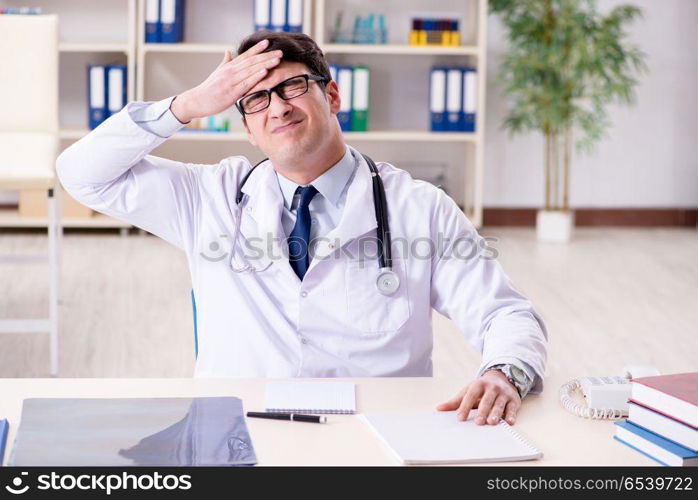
[351,65,370,132]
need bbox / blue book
[429,67,447,132]
[87,65,107,129]
[160,0,184,43]
[106,65,127,118]
[254,0,272,31]
[614,419,698,467]
[461,68,477,132]
[145,0,160,42]
[0,419,8,466]
[336,66,353,132]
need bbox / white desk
[0,375,656,466]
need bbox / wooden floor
[1,228,696,385]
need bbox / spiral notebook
[361,410,542,465]
[264,382,356,414]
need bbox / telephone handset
[559,365,661,420]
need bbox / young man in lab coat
[56,32,547,427]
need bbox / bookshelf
[0,0,487,228]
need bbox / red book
[630,372,698,428]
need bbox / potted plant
[490,0,647,241]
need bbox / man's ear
[325,80,341,115]
[242,116,258,147]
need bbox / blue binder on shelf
[461,68,477,132]
[145,0,160,42]
[270,0,286,32]
[429,67,447,132]
[445,68,462,132]
[87,65,107,130]
[160,0,184,43]
[287,0,303,32]
[106,65,127,118]
[329,64,338,83]
[336,66,353,132]
[254,0,272,31]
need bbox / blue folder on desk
[0,419,8,466]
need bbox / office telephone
[559,365,660,420]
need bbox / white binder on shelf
[145,0,160,42]
[254,0,271,31]
[351,65,370,132]
[446,68,462,132]
[287,0,303,32]
[270,0,286,32]
[429,67,447,132]
[462,68,477,132]
[88,65,106,129]
[106,65,126,118]
[336,66,353,132]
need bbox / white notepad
[265,382,356,414]
[361,410,542,464]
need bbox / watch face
[509,365,527,384]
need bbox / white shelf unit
[0,0,138,229]
[314,0,487,225]
[3,0,487,228]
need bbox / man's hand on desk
[436,370,521,426]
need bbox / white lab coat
[56,104,548,392]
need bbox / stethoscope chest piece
[376,268,400,296]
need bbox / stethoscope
[231,152,400,296]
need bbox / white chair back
[0,14,59,134]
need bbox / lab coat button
[300,337,308,345]
[327,243,335,249]
[300,291,308,298]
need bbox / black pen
[246,412,327,424]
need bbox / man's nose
[267,91,293,119]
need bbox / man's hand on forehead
[170,39,283,124]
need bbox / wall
[484,0,698,208]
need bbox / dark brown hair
[237,31,332,86]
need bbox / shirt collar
[275,145,355,210]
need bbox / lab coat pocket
[345,258,410,335]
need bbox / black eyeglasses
[235,74,327,115]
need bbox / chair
[0,15,61,376]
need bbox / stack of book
[430,67,477,132]
[614,372,697,466]
[409,18,460,46]
[145,0,185,43]
[328,65,370,132]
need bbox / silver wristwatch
[485,363,532,399]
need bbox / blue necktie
[288,185,318,280]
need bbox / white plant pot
[536,210,574,242]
